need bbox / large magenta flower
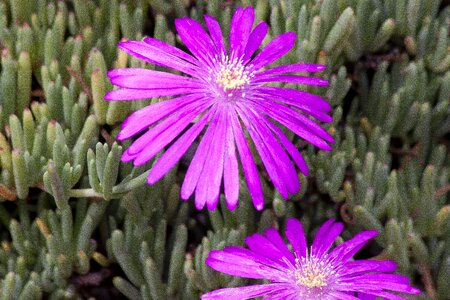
[203,218,421,299]
[106,7,333,210]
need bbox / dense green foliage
[0,0,448,299]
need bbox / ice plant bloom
[203,218,421,299]
[105,7,334,210]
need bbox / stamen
[294,255,331,289]
[214,56,251,93]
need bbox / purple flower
[106,7,333,210]
[203,218,421,299]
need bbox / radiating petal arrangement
[203,218,421,299]
[106,6,333,211]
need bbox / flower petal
[249,99,333,150]
[147,110,212,185]
[340,274,421,295]
[285,218,307,258]
[195,109,227,210]
[181,109,219,200]
[327,292,360,300]
[104,87,198,101]
[223,246,286,273]
[257,86,331,112]
[223,111,239,210]
[263,228,295,264]
[206,250,285,280]
[311,219,343,256]
[357,291,410,300]
[242,22,268,63]
[257,63,326,76]
[253,74,329,86]
[204,14,226,57]
[117,94,204,141]
[109,73,203,89]
[118,40,201,77]
[175,17,217,66]
[230,7,254,58]
[223,246,287,271]
[263,118,309,175]
[127,101,210,166]
[245,233,291,267]
[237,105,299,197]
[143,37,199,65]
[248,32,296,71]
[340,260,397,277]
[329,230,378,263]
[230,110,264,210]
[253,89,332,122]
[201,284,289,300]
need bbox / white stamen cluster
[214,56,252,95]
[294,255,334,290]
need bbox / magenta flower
[203,218,421,299]
[106,7,333,210]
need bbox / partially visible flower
[203,218,421,299]
[106,6,333,211]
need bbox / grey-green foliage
[0,0,448,299]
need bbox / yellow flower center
[214,56,251,95]
[294,256,329,289]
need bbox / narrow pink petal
[118,41,201,77]
[311,219,343,256]
[175,17,217,66]
[245,233,292,267]
[263,118,309,176]
[357,291,411,300]
[237,107,289,197]
[181,109,219,200]
[248,32,296,71]
[222,246,286,271]
[285,218,307,258]
[107,68,196,78]
[195,109,226,210]
[104,87,199,101]
[223,111,239,210]
[229,7,243,52]
[252,90,332,123]
[205,258,270,279]
[329,230,378,263]
[117,94,205,141]
[147,110,212,184]
[107,68,154,77]
[236,105,299,196]
[342,274,421,294]
[206,251,287,281]
[253,74,329,86]
[230,7,254,58]
[130,102,210,166]
[229,111,264,210]
[242,22,268,63]
[204,15,226,57]
[249,99,333,149]
[327,292,360,300]
[257,86,331,112]
[340,260,397,277]
[263,228,296,264]
[110,74,204,90]
[263,289,300,300]
[206,254,284,280]
[143,37,199,65]
[201,284,288,300]
[357,293,377,300]
[257,63,326,76]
